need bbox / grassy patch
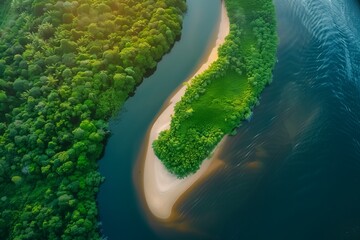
[153,0,278,178]
[178,71,250,135]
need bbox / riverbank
[141,1,230,219]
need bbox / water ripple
[174,0,360,239]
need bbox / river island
[142,0,230,219]
[143,0,277,218]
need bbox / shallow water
[97,0,221,239]
[99,0,360,239]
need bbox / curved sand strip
[143,2,230,219]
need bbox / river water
[97,0,221,239]
[99,0,360,239]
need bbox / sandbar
[142,1,230,219]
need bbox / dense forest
[0,0,186,239]
[153,0,278,178]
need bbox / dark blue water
[99,0,360,239]
[172,0,360,239]
[97,0,221,239]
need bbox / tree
[11,176,22,185]
[38,23,55,40]
[59,39,77,53]
[13,78,30,92]
[0,0,188,238]
[0,91,6,102]
[113,73,126,90]
[58,194,73,206]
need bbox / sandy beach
[142,1,230,219]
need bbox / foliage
[153,0,278,178]
[0,0,186,238]
[0,0,12,26]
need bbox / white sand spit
[142,1,230,219]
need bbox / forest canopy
[0,0,186,239]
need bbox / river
[98,0,360,239]
[97,0,221,239]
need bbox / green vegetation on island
[153,0,278,178]
[0,0,186,239]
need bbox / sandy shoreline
[142,1,230,219]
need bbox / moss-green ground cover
[177,71,250,136]
[153,0,278,178]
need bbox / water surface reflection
[162,0,360,239]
